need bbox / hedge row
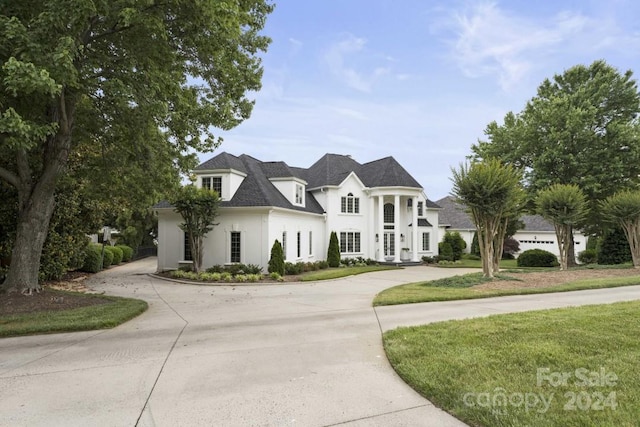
[80,243,134,273]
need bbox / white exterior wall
[269,178,306,207]
[323,176,370,259]
[228,172,246,199]
[268,210,326,263]
[156,210,185,272]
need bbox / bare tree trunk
[567,226,577,267]
[621,221,640,268]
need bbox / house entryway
[384,232,395,259]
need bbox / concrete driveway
[2,259,640,427]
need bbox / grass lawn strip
[299,265,399,281]
[374,273,640,306]
[383,301,640,427]
[0,290,148,338]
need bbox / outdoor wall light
[400,234,405,242]
[375,234,379,242]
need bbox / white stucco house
[436,196,587,258]
[155,152,441,272]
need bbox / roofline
[269,176,308,185]
[194,168,248,177]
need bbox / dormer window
[341,193,359,214]
[202,176,222,195]
[295,184,304,205]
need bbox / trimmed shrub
[470,232,480,256]
[106,245,123,265]
[81,244,103,273]
[101,246,114,268]
[442,231,466,261]
[438,242,453,261]
[517,249,558,267]
[422,256,437,264]
[284,262,305,275]
[597,227,632,265]
[116,245,134,262]
[578,249,598,264]
[327,231,341,267]
[268,240,285,276]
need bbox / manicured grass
[374,274,640,306]
[300,265,399,281]
[0,293,148,338]
[383,301,640,426]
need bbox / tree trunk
[2,180,57,293]
[567,227,577,267]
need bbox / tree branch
[0,165,19,188]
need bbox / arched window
[384,203,394,224]
[341,192,360,214]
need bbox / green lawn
[434,258,519,269]
[0,291,148,338]
[300,265,399,281]
[383,301,640,426]
[374,274,640,306]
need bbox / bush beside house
[517,249,558,267]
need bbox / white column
[394,194,400,263]
[377,195,385,262]
[412,196,419,262]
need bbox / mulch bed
[0,272,109,316]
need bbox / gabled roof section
[360,157,422,188]
[521,215,555,232]
[261,161,296,179]
[195,152,247,173]
[306,154,363,188]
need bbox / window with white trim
[184,232,192,261]
[340,232,361,253]
[422,232,430,251]
[297,231,301,258]
[417,201,424,217]
[295,184,304,205]
[230,232,241,263]
[341,193,360,214]
[202,176,222,195]
[282,232,287,260]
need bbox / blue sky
[208,0,640,201]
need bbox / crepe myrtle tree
[0,1,273,293]
[600,190,640,268]
[450,160,523,278]
[536,184,589,271]
[170,185,220,273]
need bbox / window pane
[341,197,346,213]
[340,232,347,253]
[297,232,301,258]
[202,177,211,190]
[422,232,430,251]
[212,177,222,195]
[184,232,192,261]
[354,198,359,214]
[309,231,312,255]
[282,232,287,260]
[231,232,241,263]
[354,232,361,252]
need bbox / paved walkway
[1,259,639,426]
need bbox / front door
[384,232,395,258]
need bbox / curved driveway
[2,258,640,426]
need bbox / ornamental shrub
[517,249,558,267]
[81,244,103,273]
[438,242,453,261]
[268,240,285,276]
[116,245,134,262]
[442,231,466,261]
[102,246,114,268]
[578,249,598,264]
[470,232,480,256]
[597,227,632,265]
[106,245,123,265]
[327,231,340,267]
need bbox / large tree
[536,184,589,271]
[472,60,640,258]
[450,160,523,278]
[0,1,273,293]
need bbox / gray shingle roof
[156,152,437,213]
[436,196,556,232]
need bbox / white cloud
[323,34,390,92]
[441,2,591,90]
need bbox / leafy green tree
[536,184,589,270]
[268,240,285,276]
[0,1,273,293]
[170,186,220,273]
[327,231,341,268]
[442,231,466,261]
[600,190,640,268]
[451,160,523,278]
[473,60,640,261]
